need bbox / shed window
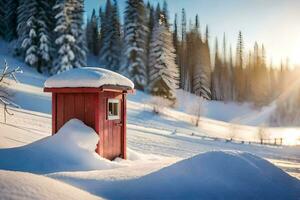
[108,99,120,120]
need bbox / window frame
[107,98,120,120]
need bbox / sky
[85,0,300,67]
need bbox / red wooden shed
[44,67,134,160]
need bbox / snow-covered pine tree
[20,0,52,73]
[99,7,105,53]
[227,45,234,101]
[86,16,92,53]
[69,0,87,68]
[38,0,53,72]
[173,13,179,68]
[53,0,76,73]
[0,0,5,39]
[4,0,18,41]
[191,17,211,100]
[53,0,86,73]
[145,3,155,86]
[86,9,100,55]
[211,38,223,100]
[121,0,148,90]
[21,0,39,69]
[148,13,179,101]
[200,25,212,100]
[179,8,187,90]
[15,0,30,56]
[234,31,245,102]
[99,0,121,71]
[198,39,212,100]
[221,33,230,101]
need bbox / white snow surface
[0,119,119,173]
[0,170,102,200]
[44,67,134,89]
[54,151,300,200]
[1,119,299,199]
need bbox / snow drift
[79,151,300,200]
[0,170,102,200]
[0,119,119,173]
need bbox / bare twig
[0,60,22,122]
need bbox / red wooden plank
[121,94,127,159]
[107,110,113,160]
[103,94,109,159]
[64,94,75,123]
[98,95,104,156]
[95,94,99,134]
[74,93,85,122]
[84,94,95,129]
[56,94,64,131]
[94,93,100,154]
[116,94,122,158]
[52,93,57,135]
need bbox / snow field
[0,170,102,200]
[1,119,299,200]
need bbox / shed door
[102,93,123,160]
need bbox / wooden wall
[54,93,97,132]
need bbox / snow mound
[96,151,300,200]
[0,170,102,200]
[44,67,134,89]
[0,119,119,173]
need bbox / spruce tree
[145,4,155,86]
[86,9,100,55]
[20,0,52,73]
[228,45,234,100]
[4,0,19,41]
[69,0,87,68]
[99,0,121,71]
[221,33,230,101]
[180,8,187,90]
[200,25,212,100]
[148,14,179,101]
[121,0,148,90]
[234,31,245,102]
[0,0,5,39]
[15,0,30,56]
[99,7,104,51]
[173,13,180,87]
[53,0,86,73]
[86,16,93,53]
[211,38,223,100]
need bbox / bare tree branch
[0,60,22,121]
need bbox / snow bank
[44,67,134,89]
[0,170,102,200]
[0,119,119,173]
[90,151,300,200]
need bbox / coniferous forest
[0,0,298,126]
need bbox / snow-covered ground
[0,40,300,199]
[0,170,102,200]
[1,119,299,199]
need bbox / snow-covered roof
[44,67,134,89]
